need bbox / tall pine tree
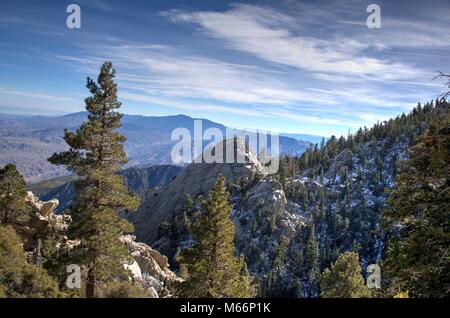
[48,62,140,298]
[177,175,253,297]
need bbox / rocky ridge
[20,191,181,297]
[129,138,307,291]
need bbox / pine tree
[0,163,31,225]
[320,252,372,298]
[293,277,302,298]
[48,62,140,298]
[305,224,320,297]
[384,123,450,298]
[0,225,60,297]
[177,175,253,297]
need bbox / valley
[0,113,311,183]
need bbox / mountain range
[0,112,311,183]
[280,133,327,144]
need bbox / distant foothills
[0,112,319,183]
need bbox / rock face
[26,192,59,217]
[20,191,181,298]
[121,235,182,298]
[232,177,307,288]
[247,179,287,214]
[129,138,262,253]
[129,138,306,292]
[18,191,70,251]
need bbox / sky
[0,0,449,137]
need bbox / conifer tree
[293,277,302,298]
[177,175,253,297]
[320,252,372,298]
[0,225,60,297]
[384,123,450,298]
[48,62,140,298]
[0,163,31,225]
[305,224,320,297]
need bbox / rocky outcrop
[16,191,70,251]
[19,191,181,298]
[121,235,182,297]
[247,179,287,214]
[129,138,307,291]
[232,177,306,283]
[129,138,263,254]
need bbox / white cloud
[45,1,447,135]
[56,44,340,107]
[164,4,426,80]
[51,39,440,134]
[120,91,266,117]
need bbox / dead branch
[432,71,450,101]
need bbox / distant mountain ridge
[280,133,327,145]
[0,112,311,183]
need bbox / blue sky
[0,0,449,136]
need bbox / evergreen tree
[384,123,450,298]
[305,224,320,297]
[320,252,372,298]
[48,62,140,298]
[293,277,302,298]
[0,163,31,225]
[177,175,253,297]
[0,225,60,297]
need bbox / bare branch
[432,71,450,101]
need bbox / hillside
[128,100,449,297]
[0,112,311,183]
[27,175,79,194]
[36,164,183,213]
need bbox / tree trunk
[2,211,8,225]
[35,238,42,267]
[86,267,95,298]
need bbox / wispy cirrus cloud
[50,35,442,133]
[54,44,341,106]
[2,0,448,136]
[162,4,428,81]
